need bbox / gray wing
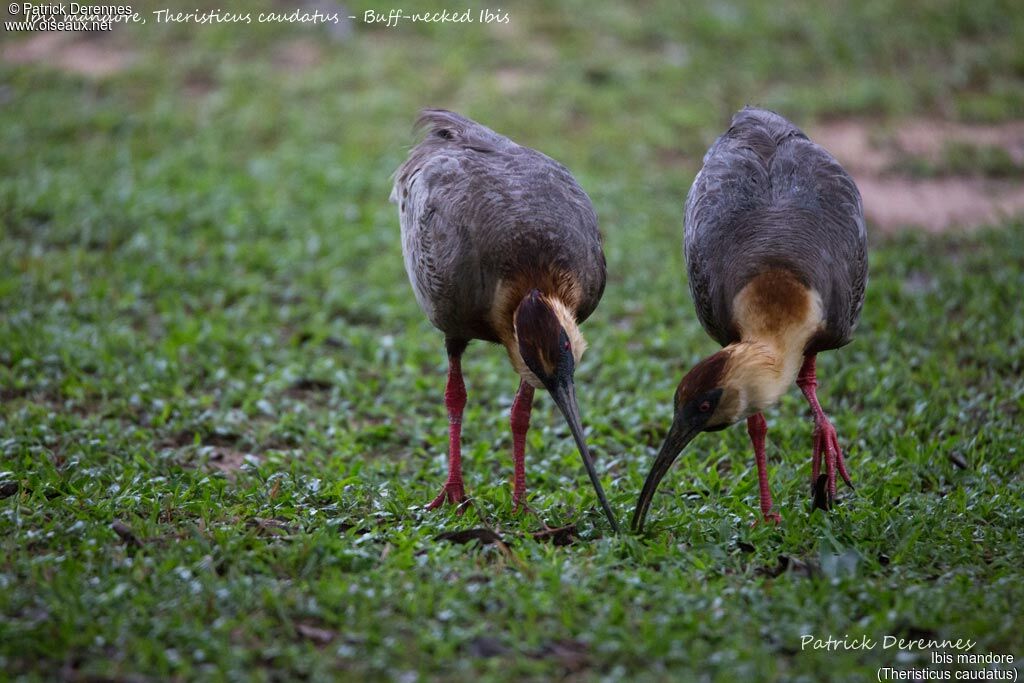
[684,107,867,350]
[392,110,605,341]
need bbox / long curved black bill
[631,420,698,533]
[549,380,621,533]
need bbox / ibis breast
[392,110,606,343]
[684,107,867,353]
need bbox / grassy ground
[2,1,1023,680]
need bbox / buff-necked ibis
[391,109,619,532]
[633,108,867,531]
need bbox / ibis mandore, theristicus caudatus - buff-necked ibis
[391,109,620,532]
[632,107,868,532]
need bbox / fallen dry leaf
[296,622,336,645]
[530,523,578,546]
[434,528,504,546]
[111,519,142,548]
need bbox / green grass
[2,1,1024,680]
[893,141,1024,178]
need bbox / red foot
[426,351,469,515]
[810,417,854,504]
[512,497,537,516]
[511,494,529,513]
[426,481,467,513]
[798,355,854,507]
[747,413,782,524]
[751,511,782,527]
[510,381,534,509]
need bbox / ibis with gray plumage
[632,107,867,531]
[391,109,619,532]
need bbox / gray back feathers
[684,107,868,351]
[392,110,606,343]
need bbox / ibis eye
[699,400,712,413]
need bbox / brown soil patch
[894,120,1024,164]
[810,119,1024,233]
[205,447,260,480]
[852,176,1024,234]
[2,31,136,78]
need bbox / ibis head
[514,289,619,532]
[632,340,798,532]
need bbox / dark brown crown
[674,350,729,407]
[515,290,564,380]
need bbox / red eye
[699,401,712,413]
[563,340,571,351]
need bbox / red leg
[748,413,781,524]
[796,355,853,506]
[509,380,535,511]
[426,352,468,511]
